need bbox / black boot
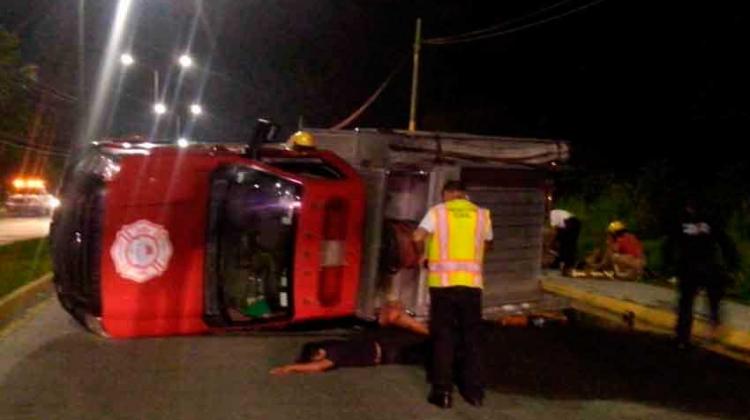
[459,389,484,407]
[427,389,452,409]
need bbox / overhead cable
[424,0,608,45]
[0,138,70,157]
[330,56,408,130]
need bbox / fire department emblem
[110,220,173,283]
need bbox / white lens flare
[153,102,167,115]
[120,53,134,66]
[178,54,193,68]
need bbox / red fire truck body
[52,126,568,338]
[52,141,364,337]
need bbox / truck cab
[51,131,364,338]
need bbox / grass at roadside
[0,238,51,299]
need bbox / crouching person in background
[607,221,646,281]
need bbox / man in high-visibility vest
[413,181,493,409]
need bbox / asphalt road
[1,299,749,420]
[0,216,50,245]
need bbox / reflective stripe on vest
[434,205,450,286]
[427,200,488,289]
[428,261,481,273]
[474,208,487,287]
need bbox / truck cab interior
[205,166,299,325]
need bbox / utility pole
[408,18,422,133]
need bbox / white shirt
[550,209,573,228]
[418,205,493,241]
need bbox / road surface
[2,298,750,419]
[0,216,50,245]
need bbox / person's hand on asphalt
[270,366,292,376]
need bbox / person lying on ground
[270,302,428,375]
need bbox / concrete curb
[0,272,53,321]
[542,279,750,360]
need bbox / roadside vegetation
[0,238,51,299]
[556,160,750,301]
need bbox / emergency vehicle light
[12,178,46,189]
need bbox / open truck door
[204,154,365,329]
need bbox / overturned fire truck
[51,121,568,338]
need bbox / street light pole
[78,0,86,134]
[153,69,159,104]
[408,18,422,133]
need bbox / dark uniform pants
[429,286,482,395]
[676,269,726,344]
[558,217,581,271]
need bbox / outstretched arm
[270,359,335,375]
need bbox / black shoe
[674,339,692,351]
[427,390,452,409]
[459,390,484,407]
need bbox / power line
[0,138,70,157]
[26,79,78,102]
[0,136,69,155]
[4,70,79,103]
[425,0,580,44]
[0,130,71,157]
[329,56,408,130]
[424,0,608,46]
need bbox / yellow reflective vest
[425,199,492,288]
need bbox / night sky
[2,0,749,171]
